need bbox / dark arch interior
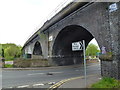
[33,41,42,55]
[52,25,94,66]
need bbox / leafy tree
[0,44,2,58]
[86,43,100,57]
[1,43,22,60]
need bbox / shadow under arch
[52,25,95,66]
[33,41,42,55]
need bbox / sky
[0,0,98,46]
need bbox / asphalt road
[2,62,101,88]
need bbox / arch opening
[52,25,95,66]
[33,41,42,55]
[86,38,101,61]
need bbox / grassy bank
[5,64,13,68]
[5,59,13,61]
[91,77,120,88]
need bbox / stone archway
[52,25,97,66]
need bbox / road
[2,62,101,88]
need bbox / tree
[0,44,2,57]
[2,43,22,60]
[86,43,100,57]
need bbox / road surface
[2,62,100,88]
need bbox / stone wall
[100,2,120,79]
[13,59,50,68]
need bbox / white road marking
[27,72,62,76]
[49,72,63,74]
[33,83,44,86]
[17,85,29,88]
[75,70,79,71]
[28,73,45,76]
[48,82,56,85]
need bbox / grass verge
[5,64,13,68]
[5,59,13,61]
[91,77,120,88]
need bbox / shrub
[5,64,13,68]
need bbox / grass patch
[91,77,120,88]
[5,59,13,61]
[5,64,13,68]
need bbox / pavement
[48,74,101,89]
[2,63,91,70]
[2,60,100,70]
[2,64,83,71]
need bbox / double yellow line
[48,76,84,90]
[48,74,97,90]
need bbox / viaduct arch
[23,2,120,79]
[33,41,42,55]
[52,25,94,66]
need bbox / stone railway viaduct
[22,2,120,79]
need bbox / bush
[5,64,13,68]
[91,77,120,88]
[5,59,13,61]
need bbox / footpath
[49,74,101,89]
[2,64,83,70]
[49,61,101,89]
[2,63,95,71]
[2,60,99,71]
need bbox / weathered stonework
[101,2,120,79]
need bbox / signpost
[72,40,87,87]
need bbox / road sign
[72,41,83,51]
[72,40,87,87]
